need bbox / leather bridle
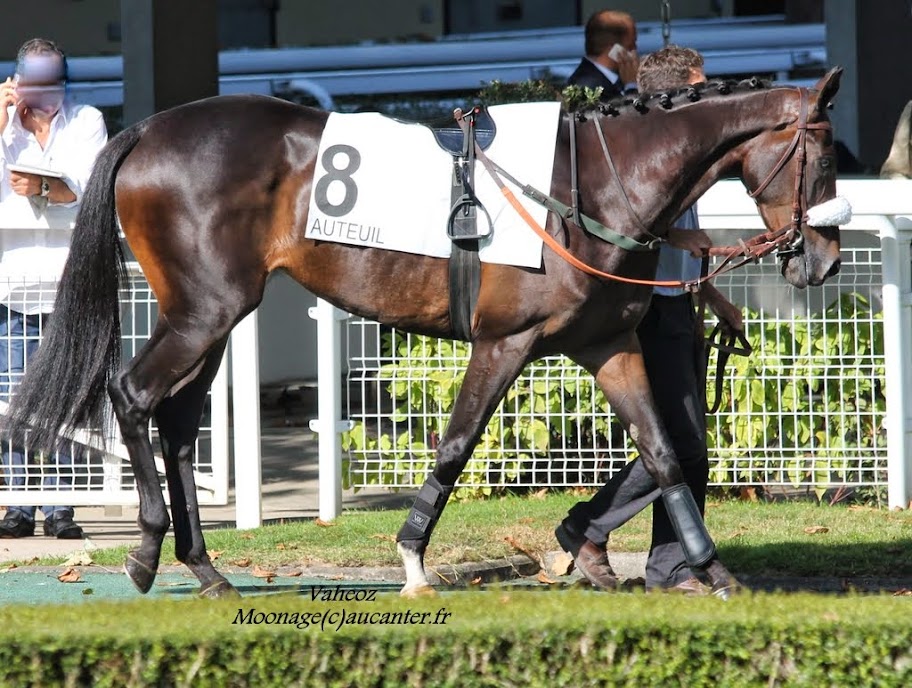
[471,86,833,288]
[738,86,833,261]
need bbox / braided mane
[574,76,776,118]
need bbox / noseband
[745,87,832,258]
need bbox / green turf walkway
[0,570,403,605]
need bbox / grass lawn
[13,492,912,577]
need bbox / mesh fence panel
[344,243,885,492]
[0,268,219,505]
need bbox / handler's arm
[702,283,743,335]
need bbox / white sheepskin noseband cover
[807,196,852,226]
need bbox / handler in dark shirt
[556,46,745,595]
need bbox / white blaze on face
[807,197,852,227]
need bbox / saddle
[432,106,497,241]
[432,106,497,157]
[431,106,498,341]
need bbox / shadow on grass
[719,539,912,580]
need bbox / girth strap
[446,107,489,341]
[448,240,479,342]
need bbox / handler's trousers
[566,293,709,588]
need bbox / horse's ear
[814,67,843,112]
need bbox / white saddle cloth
[305,102,561,269]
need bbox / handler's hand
[616,49,640,87]
[9,171,42,197]
[666,227,712,257]
[703,284,744,335]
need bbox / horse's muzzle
[779,196,851,287]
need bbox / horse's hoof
[124,552,158,594]
[711,579,742,600]
[705,559,742,600]
[400,583,437,598]
[199,579,241,599]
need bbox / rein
[473,129,754,289]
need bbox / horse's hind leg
[154,339,238,598]
[396,335,534,596]
[572,336,739,599]
[111,317,240,594]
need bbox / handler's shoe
[43,512,84,539]
[555,521,619,590]
[646,576,711,596]
[0,510,36,538]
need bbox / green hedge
[343,293,885,498]
[1,591,910,687]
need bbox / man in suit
[567,9,640,97]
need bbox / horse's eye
[818,157,833,170]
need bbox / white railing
[312,179,912,516]
[0,264,231,509]
[6,179,910,529]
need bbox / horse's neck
[647,90,798,224]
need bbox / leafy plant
[706,292,885,499]
[343,293,886,501]
[478,78,605,111]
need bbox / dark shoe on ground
[555,521,619,590]
[0,510,36,538]
[43,512,84,539]
[647,576,711,596]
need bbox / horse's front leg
[572,335,739,599]
[397,334,534,597]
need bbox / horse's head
[740,68,848,288]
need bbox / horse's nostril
[826,258,841,279]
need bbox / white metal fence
[5,180,912,527]
[0,264,230,508]
[317,180,912,512]
[341,246,885,493]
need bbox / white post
[209,347,230,504]
[231,310,262,528]
[308,298,346,521]
[878,215,912,509]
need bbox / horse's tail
[4,121,148,452]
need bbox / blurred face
[16,53,66,120]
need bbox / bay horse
[4,69,844,599]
